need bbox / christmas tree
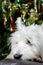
[0,0,11,60]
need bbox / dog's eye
[27,40,32,46]
[27,40,30,43]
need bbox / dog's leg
[6,51,14,59]
[33,55,43,62]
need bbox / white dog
[7,17,43,61]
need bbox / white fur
[7,17,43,61]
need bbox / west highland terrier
[7,17,43,62]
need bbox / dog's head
[10,17,41,61]
[10,30,40,61]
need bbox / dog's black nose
[14,54,22,59]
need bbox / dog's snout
[14,54,22,59]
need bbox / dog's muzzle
[14,54,22,59]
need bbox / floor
[0,59,43,65]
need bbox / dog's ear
[15,17,25,31]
